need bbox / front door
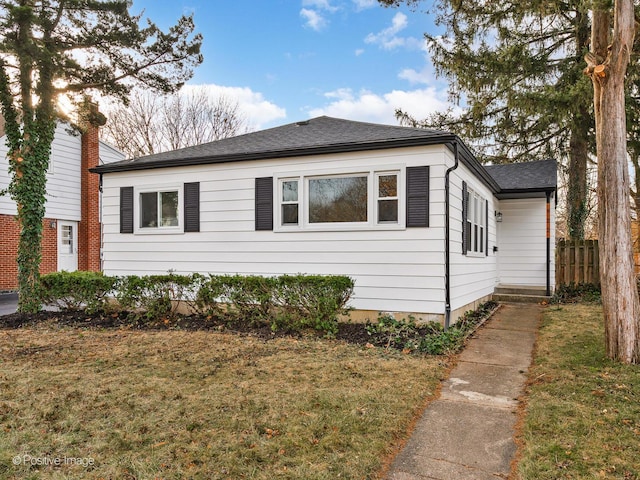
[58,221,78,272]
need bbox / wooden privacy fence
[556,239,600,286]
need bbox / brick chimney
[78,101,106,272]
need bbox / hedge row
[38,271,354,334]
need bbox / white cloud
[302,0,339,12]
[355,48,365,56]
[352,0,377,10]
[365,12,422,50]
[398,59,443,86]
[306,87,456,126]
[181,84,286,130]
[300,8,327,31]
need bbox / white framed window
[465,188,486,256]
[281,179,299,226]
[376,172,399,224]
[308,174,368,224]
[275,169,404,231]
[135,185,182,233]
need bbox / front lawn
[0,324,447,479]
[515,303,640,479]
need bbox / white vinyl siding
[449,157,498,312]
[0,122,82,220]
[497,196,555,289]
[101,145,450,316]
[1,124,124,220]
[99,140,126,165]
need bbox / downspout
[546,191,551,296]
[99,173,103,272]
[444,141,460,330]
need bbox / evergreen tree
[0,0,202,312]
[382,0,640,363]
[379,0,616,240]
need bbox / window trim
[375,171,399,225]
[134,184,184,235]
[280,178,300,227]
[306,172,369,226]
[274,167,405,232]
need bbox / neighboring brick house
[0,118,124,290]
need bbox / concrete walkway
[386,303,541,480]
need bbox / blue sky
[130,0,451,130]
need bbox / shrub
[365,301,498,355]
[37,271,354,334]
[552,283,601,304]
[116,273,198,322]
[193,274,225,317]
[39,271,117,313]
[273,275,354,334]
[365,314,434,350]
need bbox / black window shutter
[406,166,429,227]
[120,186,134,234]
[462,181,468,255]
[184,182,200,232]
[255,177,273,231]
[485,199,489,257]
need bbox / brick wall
[78,121,101,272]
[0,214,58,290]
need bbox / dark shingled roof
[93,116,454,173]
[485,159,557,198]
[92,116,556,195]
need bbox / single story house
[92,116,556,325]
[0,118,125,290]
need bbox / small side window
[140,191,179,228]
[281,179,299,226]
[377,173,398,224]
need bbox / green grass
[0,324,447,479]
[516,304,640,480]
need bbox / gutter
[444,141,460,330]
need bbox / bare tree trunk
[586,0,640,363]
[568,123,589,239]
[567,12,592,241]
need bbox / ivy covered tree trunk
[10,120,56,312]
[0,0,202,313]
[586,0,640,363]
[0,2,57,312]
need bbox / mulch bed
[0,310,394,348]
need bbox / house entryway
[57,220,78,272]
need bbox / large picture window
[309,175,368,223]
[140,190,179,228]
[276,170,404,230]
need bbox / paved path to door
[386,303,541,480]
